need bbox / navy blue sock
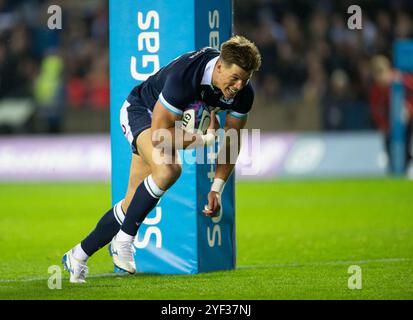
[81,202,125,256]
[121,175,164,236]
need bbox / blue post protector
[391,40,413,175]
[109,0,235,274]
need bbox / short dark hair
[220,35,262,72]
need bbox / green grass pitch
[0,179,412,299]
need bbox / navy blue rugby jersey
[126,47,254,119]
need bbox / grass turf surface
[0,179,412,299]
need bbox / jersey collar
[201,56,219,89]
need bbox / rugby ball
[181,101,211,134]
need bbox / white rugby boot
[109,237,136,274]
[62,249,89,283]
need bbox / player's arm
[151,99,216,150]
[203,113,247,217]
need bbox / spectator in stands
[33,52,65,133]
[322,69,353,130]
[368,55,413,173]
[2,0,413,134]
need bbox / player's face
[215,61,252,99]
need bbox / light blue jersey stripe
[159,93,183,116]
[229,111,248,119]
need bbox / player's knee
[153,164,182,188]
[163,163,182,182]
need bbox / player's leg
[120,128,182,237]
[404,120,413,173]
[122,153,152,213]
[79,153,151,256]
[384,132,393,173]
[111,128,182,273]
[63,153,151,283]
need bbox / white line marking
[0,257,411,284]
[237,257,413,270]
[0,272,129,284]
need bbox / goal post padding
[109,0,235,274]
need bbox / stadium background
[0,0,412,300]
[2,0,412,134]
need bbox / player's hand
[203,191,221,217]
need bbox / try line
[0,257,411,284]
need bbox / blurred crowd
[0,0,108,133]
[235,0,413,131]
[0,0,412,133]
